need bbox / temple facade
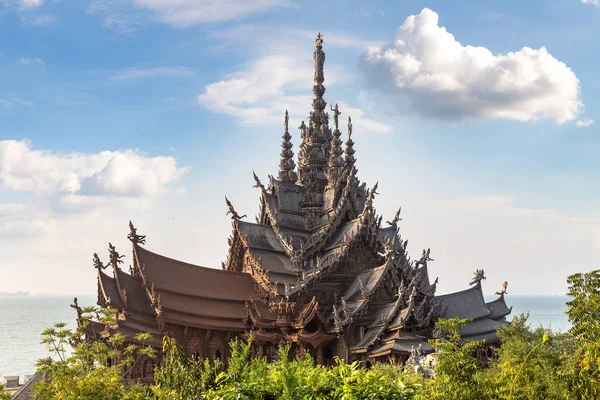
[82,34,512,382]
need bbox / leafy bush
[32,269,600,399]
[153,337,419,399]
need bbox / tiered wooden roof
[84,33,512,365]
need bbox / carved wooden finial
[316,32,323,47]
[387,207,402,227]
[470,269,486,286]
[93,253,107,270]
[127,220,146,245]
[330,103,341,130]
[108,242,125,268]
[252,171,265,191]
[70,297,82,325]
[347,116,353,138]
[225,196,247,220]
[298,120,307,138]
[416,248,434,268]
[495,281,508,295]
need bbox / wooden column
[316,344,324,365]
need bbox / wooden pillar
[257,343,264,358]
[316,344,324,365]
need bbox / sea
[0,294,571,379]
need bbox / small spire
[344,116,356,170]
[278,111,298,183]
[327,104,344,185]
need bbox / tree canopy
[32,269,600,400]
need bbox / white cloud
[0,203,28,217]
[199,54,393,134]
[21,15,56,25]
[110,66,194,80]
[336,102,393,135]
[88,0,139,36]
[576,118,595,127]
[0,97,33,110]
[20,0,41,7]
[199,54,312,126]
[581,0,599,7]
[130,0,292,26]
[2,0,42,8]
[362,8,582,124]
[18,56,44,65]
[0,140,190,201]
[0,203,53,239]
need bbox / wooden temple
[82,33,512,382]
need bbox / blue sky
[1,0,599,295]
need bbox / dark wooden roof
[238,221,286,253]
[434,282,490,320]
[11,373,47,400]
[344,264,388,302]
[97,270,124,310]
[434,281,509,343]
[133,244,277,331]
[135,244,255,301]
[486,294,512,320]
[116,268,155,315]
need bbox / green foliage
[33,306,156,400]
[418,317,490,400]
[489,314,571,399]
[0,384,12,400]
[563,269,600,399]
[32,269,600,400]
[153,337,419,399]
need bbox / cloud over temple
[361,8,583,124]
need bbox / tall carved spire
[297,33,331,210]
[312,33,327,127]
[278,110,297,183]
[327,103,344,186]
[344,116,356,172]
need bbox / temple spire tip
[316,32,323,47]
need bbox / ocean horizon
[0,294,571,379]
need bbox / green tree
[489,314,571,399]
[33,306,156,400]
[0,384,12,400]
[153,336,419,399]
[563,269,600,399]
[418,317,489,400]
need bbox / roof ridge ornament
[225,196,247,220]
[415,248,433,268]
[469,269,486,286]
[386,207,402,227]
[344,116,356,172]
[127,220,146,245]
[108,242,125,269]
[93,253,107,270]
[494,281,508,295]
[252,171,266,191]
[363,181,379,212]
